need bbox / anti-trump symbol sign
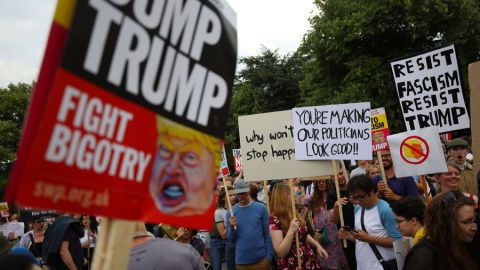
[387,127,447,177]
[6,0,237,230]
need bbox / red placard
[6,0,237,230]
[0,210,10,218]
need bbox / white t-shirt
[80,230,96,248]
[354,200,402,270]
[350,167,366,177]
[214,207,228,227]
[257,185,270,203]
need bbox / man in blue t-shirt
[373,149,420,204]
[227,179,274,269]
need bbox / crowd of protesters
[1,135,479,270]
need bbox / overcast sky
[0,0,317,88]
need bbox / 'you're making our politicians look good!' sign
[292,102,372,160]
[390,43,470,133]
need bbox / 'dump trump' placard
[6,0,237,230]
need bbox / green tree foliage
[0,82,34,199]
[299,0,480,134]
[224,47,306,171]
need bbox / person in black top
[176,227,205,257]
[404,191,478,270]
[42,213,85,270]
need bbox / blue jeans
[225,239,236,270]
[210,238,226,270]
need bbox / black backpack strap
[361,207,387,266]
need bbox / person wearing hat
[1,235,40,265]
[447,138,476,195]
[226,179,274,269]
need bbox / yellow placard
[0,203,9,211]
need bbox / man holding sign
[373,149,420,204]
[227,179,273,269]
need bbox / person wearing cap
[447,138,476,195]
[227,179,274,269]
[1,235,40,265]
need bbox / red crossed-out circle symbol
[400,136,429,165]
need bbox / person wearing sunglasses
[339,175,402,270]
[403,190,478,270]
[18,219,46,263]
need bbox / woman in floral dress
[269,183,328,270]
[302,180,348,269]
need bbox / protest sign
[387,127,447,177]
[233,149,242,172]
[1,210,10,218]
[292,102,372,160]
[220,144,230,176]
[19,208,59,222]
[6,0,237,230]
[0,203,8,211]
[393,237,414,270]
[0,222,24,237]
[390,43,470,133]
[469,61,480,179]
[371,107,390,152]
[239,110,334,182]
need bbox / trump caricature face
[373,132,386,144]
[150,116,220,216]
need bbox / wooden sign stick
[420,175,430,205]
[91,218,136,270]
[222,180,237,230]
[263,180,270,213]
[377,151,388,186]
[87,215,91,263]
[340,160,350,185]
[333,160,347,248]
[289,179,302,269]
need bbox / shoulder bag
[360,207,398,270]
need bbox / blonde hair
[156,115,222,175]
[270,184,306,231]
[366,164,381,178]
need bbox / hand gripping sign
[5,0,237,231]
[387,126,447,177]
